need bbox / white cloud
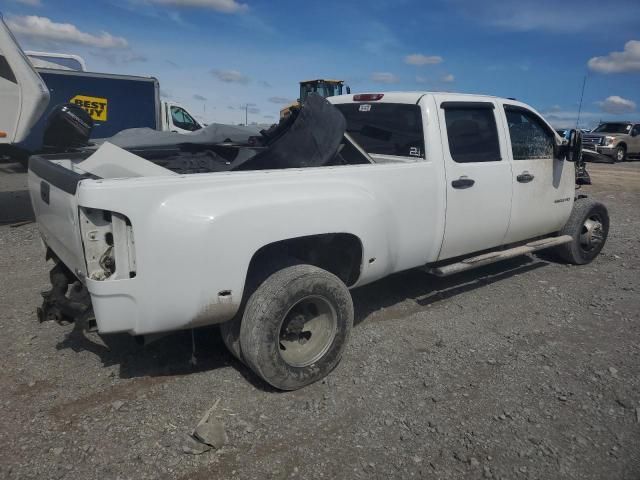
[588,40,640,74]
[7,15,128,49]
[449,0,640,33]
[193,94,207,101]
[211,69,249,84]
[404,54,443,66]
[370,72,399,84]
[597,96,636,115]
[416,75,428,84]
[441,73,455,83]
[145,0,248,13]
[268,96,294,104]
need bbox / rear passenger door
[436,97,513,260]
[500,104,574,244]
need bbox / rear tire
[554,197,609,265]
[219,314,244,362]
[239,264,353,390]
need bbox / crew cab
[28,91,609,390]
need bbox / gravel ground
[1,160,639,480]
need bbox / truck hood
[584,132,623,138]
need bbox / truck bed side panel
[66,162,443,335]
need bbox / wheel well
[617,142,627,150]
[247,233,363,287]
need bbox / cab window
[334,103,425,158]
[504,107,554,160]
[170,106,201,131]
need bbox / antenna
[576,74,587,129]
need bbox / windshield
[334,102,425,158]
[300,82,343,101]
[593,123,631,134]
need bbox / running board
[425,235,572,277]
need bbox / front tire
[554,198,609,265]
[239,265,353,390]
[614,145,626,162]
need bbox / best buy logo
[70,95,108,122]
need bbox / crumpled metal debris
[182,398,227,455]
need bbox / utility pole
[245,104,248,126]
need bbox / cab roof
[329,91,509,105]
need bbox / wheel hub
[580,215,604,251]
[279,296,337,367]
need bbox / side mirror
[564,129,582,162]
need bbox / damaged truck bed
[29,94,372,332]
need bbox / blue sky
[2,0,639,127]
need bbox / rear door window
[334,103,425,158]
[443,104,501,163]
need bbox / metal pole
[576,74,587,129]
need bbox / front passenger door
[501,104,574,244]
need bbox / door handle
[517,172,534,183]
[451,177,475,189]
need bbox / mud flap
[576,161,591,185]
[37,261,96,331]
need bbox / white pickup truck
[27,91,608,390]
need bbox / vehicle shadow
[0,161,33,225]
[53,255,551,392]
[54,324,272,384]
[351,255,548,326]
[0,189,34,225]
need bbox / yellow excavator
[280,79,350,119]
